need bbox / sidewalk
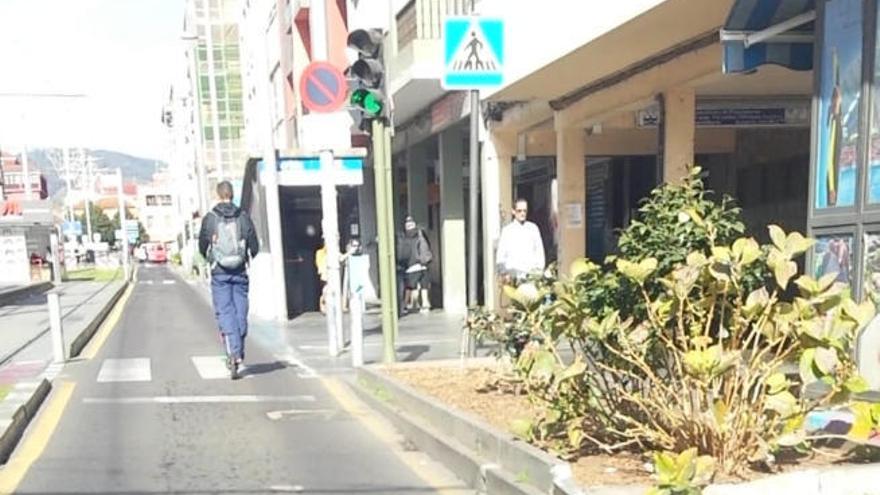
[0,276,127,461]
[176,263,494,374]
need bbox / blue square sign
[442,16,504,90]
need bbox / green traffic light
[350,88,384,117]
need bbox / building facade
[185,0,248,184]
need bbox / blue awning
[721,0,815,74]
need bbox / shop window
[864,232,880,302]
[815,0,863,209]
[813,234,854,286]
[869,3,880,202]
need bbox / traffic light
[346,29,387,122]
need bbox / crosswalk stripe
[191,356,232,380]
[97,358,152,382]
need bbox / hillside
[24,148,166,199]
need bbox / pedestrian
[399,216,433,314]
[198,181,259,380]
[496,198,546,284]
[315,242,327,313]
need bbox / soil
[386,366,653,487]
[385,366,880,489]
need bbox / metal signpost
[442,16,505,353]
[300,12,357,357]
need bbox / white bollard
[351,290,364,367]
[48,291,66,363]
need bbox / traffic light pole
[373,119,398,362]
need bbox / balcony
[388,0,479,126]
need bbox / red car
[145,243,168,263]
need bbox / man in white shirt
[496,198,546,283]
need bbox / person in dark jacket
[198,181,259,380]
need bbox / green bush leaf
[773,259,797,290]
[769,225,787,251]
[569,258,595,278]
[799,348,818,384]
[814,347,839,374]
[766,373,789,395]
[844,375,870,394]
[616,258,658,284]
[732,237,761,265]
[558,359,587,382]
[848,402,876,441]
[842,299,876,327]
[765,391,798,417]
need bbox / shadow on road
[239,360,289,377]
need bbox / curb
[0,282,53,307]
[352,365,586,495]
[0,378,52,464]
[0,276,131,465]
[68,280,129,358]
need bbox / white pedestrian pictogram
[452,29,498,72]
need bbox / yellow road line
[320,377,469,494]
[0,382,75,495]
[81,269,137,360]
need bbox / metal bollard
[48,291,66,363]
[351,291,364,367]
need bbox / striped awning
[721,0,815,74]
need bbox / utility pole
[21,143,32,199]
[117,168,130,280]
[84,150,94,243]
[63,147,73,222]
[310,0,344,356]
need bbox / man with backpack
[399,215,433,314]
[198,181,259,380]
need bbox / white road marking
[162,280,176,285]
[191,356,232,380]
[140,280,154,285]
[82,394,316,404]
[97,358,152,382]
[269,485,304,493]
[265,408,336,420]
[283,345,319,378]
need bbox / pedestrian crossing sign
[442,16,504,90]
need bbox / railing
[396,0,480,51]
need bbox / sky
[0,0,184,161]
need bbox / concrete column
[662,87,696,184]
[481,131,515,310]
[359,164,379,300]
[439,126,467,314]
[406,144,429,226]
[555,125,587,277]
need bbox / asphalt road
[11,264,469,494]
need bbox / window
[815,0,863,209]
[869,2,880,202]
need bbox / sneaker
[420,307,430,314]
[230,362,240,380]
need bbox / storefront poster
[813,234,854,285]
[869,5,880,203]
[815,0,862,209]
[864,232,880,301]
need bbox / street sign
[442,16,504,90]
[299,62,348,113]
[62,220,82,236]
[274,157,364,186]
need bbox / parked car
[145,243,168,263]
[135,245,148,263]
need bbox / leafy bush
[469,168,877,481]
[510,226,873,475]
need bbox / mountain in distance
[24,148,167,199]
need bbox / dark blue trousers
[211,271,249,360]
